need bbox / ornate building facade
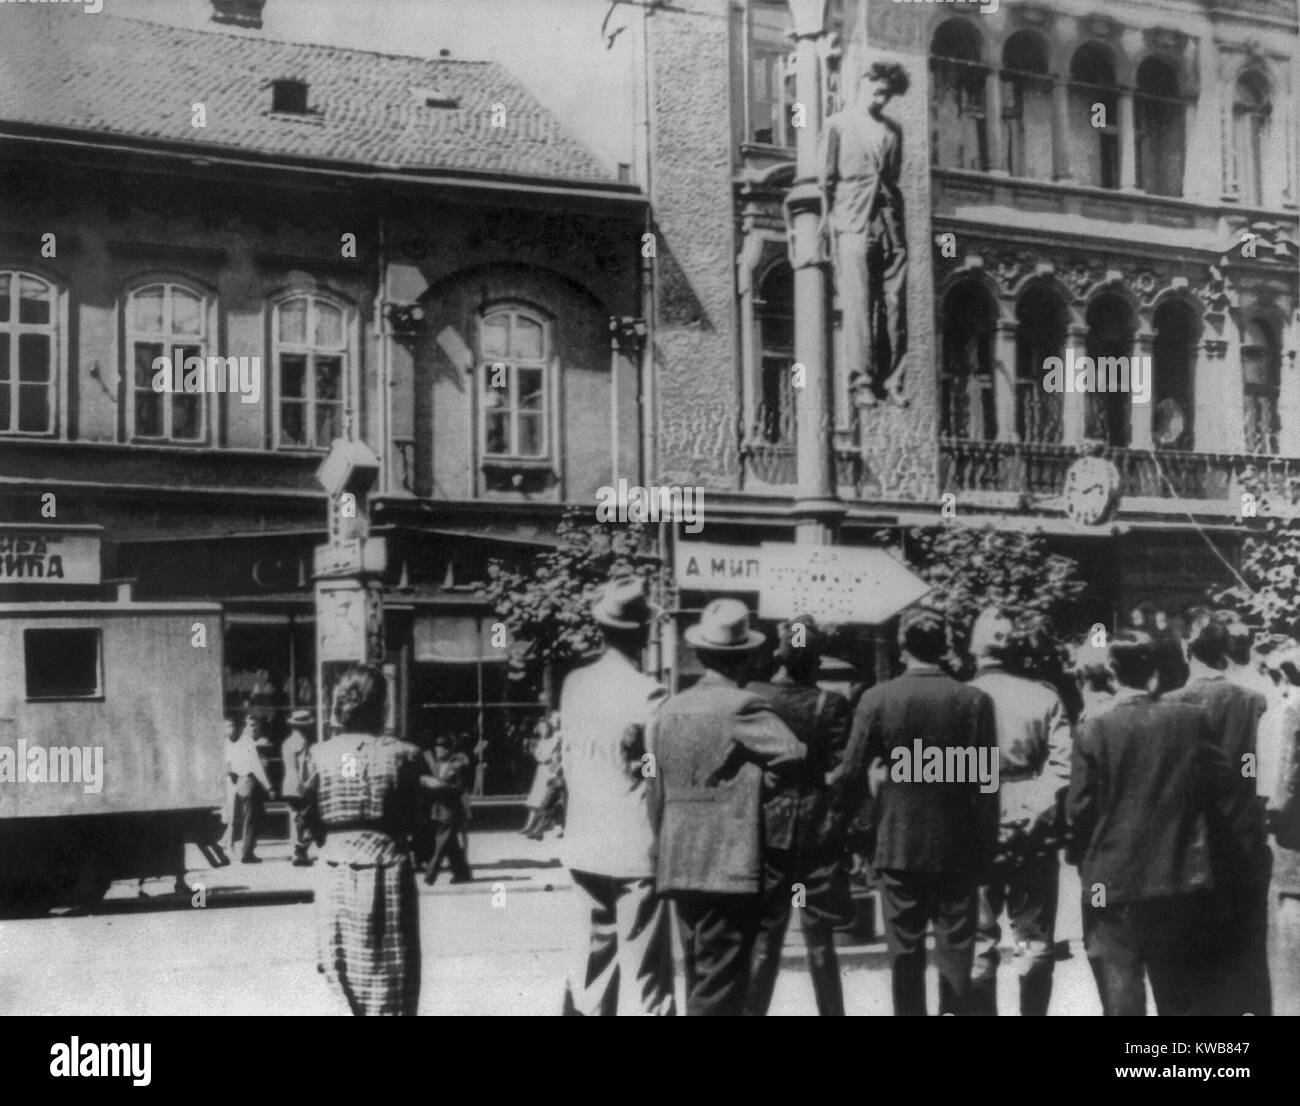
[649,0,1299,631]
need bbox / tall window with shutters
[127,281,206,442]
[274,293,347,450]
[479,306,550,461]
[0,271,57,436]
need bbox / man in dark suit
[1164,611,1271,1015]
[1068,630,1250,1016]
[834,607,999,1016]
[647,598,805,1016]
[744,615,853,1017]
[420,732,473,885]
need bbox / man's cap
[970,608,1014,658]
[288,709,314,728]
[684,598,766,653]
[591,575,656,630]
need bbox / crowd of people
[223,578,1300,1017]
[556,578,1300,1017]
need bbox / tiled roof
[0,10,615,185]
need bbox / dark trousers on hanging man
[562,870,675,1016]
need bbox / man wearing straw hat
[559,576,675,1016]
[647,597,805,1016]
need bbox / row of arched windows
[932,18,1275,205]
[939,277,1282,454]
[0,268,556,462]
[0,269,351,448]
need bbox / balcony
[939,437,1300,509]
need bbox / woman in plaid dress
[302,665,425,1016]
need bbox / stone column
[994,320,1019,442]
[986,68,1006,175]
[1051,75,1072,181]
[1129,330,1155,449]
[1119,87,1138,190]
[1062,325,1089,443]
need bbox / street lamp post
[786,0,845,547]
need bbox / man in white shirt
[559,576,675,1016]
[222,714,273,864]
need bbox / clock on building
[1062,455,1121,525]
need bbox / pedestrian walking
[221,712,273,864]
[421,732,474,885]
[745,614,853,1017]
[558,576,675,1016]
[281,709,316,867]
[521,713,564,840]
[301,665,424,1016]
[1262,645,1300,1016]
[967,609,1072,1017]
[835,606,999,1016]
[646,598,805,1016]
[1067,631,1253,1016]
[1165,611,1271,1015]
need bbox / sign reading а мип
[677,541,930,625]
[0,527,101,585]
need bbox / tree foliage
[1213,484,1300,636]
[483,507,662,677]
[896,525,1088,674]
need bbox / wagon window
[24,628,102,699]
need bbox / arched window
[931,20,988,171]
[1135,57,1184,197]
[0,270,57,435]
[940,281,997,440]
[1151,300,1199,449]
[1233,72,1271,206]
[1242,318,1280,455]
[273,293,348,449]
[1015,286,1067,443]
[756,263,794,445]
[1084,294,1135,446]
[478,305,550,460]
[1070,43,1120,190]
[127,281,207,442]
[1001,31,1052,179]
[747,0,795,147]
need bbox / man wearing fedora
[559,576,676,1016]
[834,606,998,1016]
[745,614,853,1017]
[280,709,316,867]
[647,597,805,1016]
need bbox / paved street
[0,832,1105,1016]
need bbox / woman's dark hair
[332,665,388,734]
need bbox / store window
[25,627,102,699]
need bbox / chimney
[211,0,266,29]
